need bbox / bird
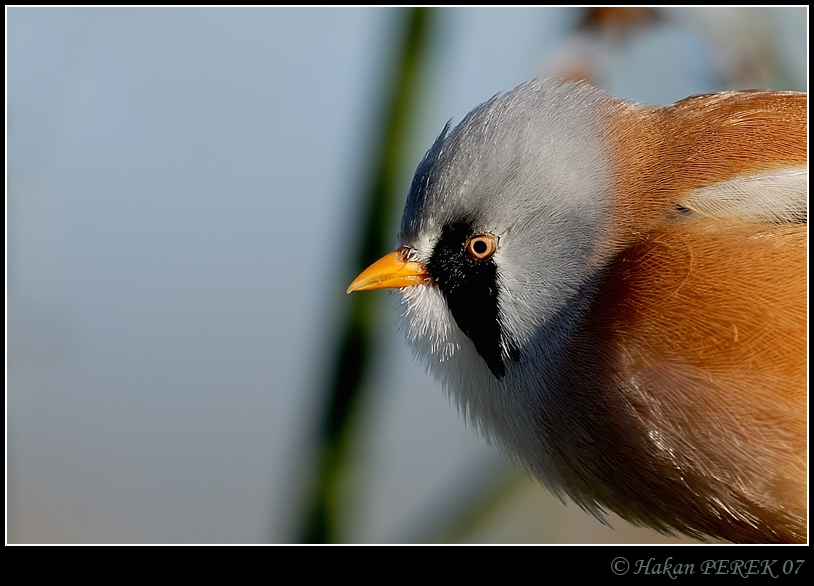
[346,78,807,543]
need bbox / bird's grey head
[396,79,615,382]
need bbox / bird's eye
[466,234,498,260]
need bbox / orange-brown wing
[589,219,805,542]
[583,90,807,542]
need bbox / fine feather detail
[583,220,806,542]
[675,167,807,224]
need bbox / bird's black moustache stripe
[427,222,517,379]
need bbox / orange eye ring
[466,234,498,260]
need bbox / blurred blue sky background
[7,7,807,543]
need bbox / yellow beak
[346,248,429,293]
